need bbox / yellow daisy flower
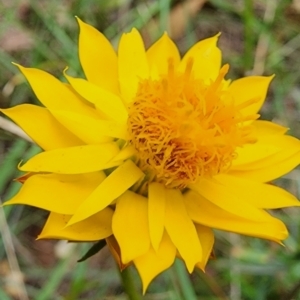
[2,18,300,291]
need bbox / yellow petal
[179,34,221,82]
[253,120,288,136]
[113,190,150,263]
[3,173,105,214]
[38,208,113,241]
[216,173,300,209]
[118,28,149,103]
[134,232,176,294]
[101,145,137,170]
[67,160,144,226]
[1,105,83,150]
[232,133,299,168]
[189,178,276,222]
[64,73,128,123]
[51,110,129,143]
[76,17,119,93]
[164,189,202,272]
[15,64,97,116]
[195,224,214,271]
[228,75,274,116]
[230,151,300,182]
[109,145,137,163]
[231,135,300,181]
[20,143,120,173]
[185,190,288,242]
[146,32,180,78]
[148,182,166,251]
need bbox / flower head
[2,18,300,292]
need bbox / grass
[0,0,300,299]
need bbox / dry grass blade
[0,199,29,300]
[169,0,207,39]
[252,0,277,75]
[0,116,33,143]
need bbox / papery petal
[106,235,131,270]
[3,173,105,214]
[228,75,274,116]
[20,143,120,173]
[164,189,202,272]
[216,173,300,209]
[67,160,144,226]
[77,17,119,93]
[15,64,96,116]
[64,73,128,123]
[38,208,113,241]
[230,152,300,182]
[147,33,180,78]
[185,190,288,242]
[1,105,82,150]
[194,224,214,270]
[148,182,166,251]
[232,133,299,167]
[230,122,290,167]
[113,191,150,263]
[118,28,149,103]
[109,145,137,162]
[189,178,275,222]
[179,34,221,82]
[134,232,176,294]
[253,120,288,136]
[51,110,129,143]
[231,135,300,181]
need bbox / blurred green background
[1,0,300,299]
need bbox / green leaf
[77,240,107,262]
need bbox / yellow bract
[2,18,300,293]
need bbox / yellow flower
[2,18,300,291]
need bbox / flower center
[128,59,258,189]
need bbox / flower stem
[119,267,142,300]
[174,259,197,300]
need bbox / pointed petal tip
[142,284,148,296]
[36,235,43,240]
[186,262,196,274]
[209,32,221,43]
[65,216,78,228]
[12,62,24,71]
[76,16,87,26]
[129,27,139,34]
[17,160,24,171]
[196,262,205,272]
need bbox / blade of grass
[0,287,11,300]
[159,0,171,32]
[243,0,255,70]
[104,1,160,40]
[173,259,197,300]
[0,139,28,194]
[67,255,88,299]
[35,256,73,300]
